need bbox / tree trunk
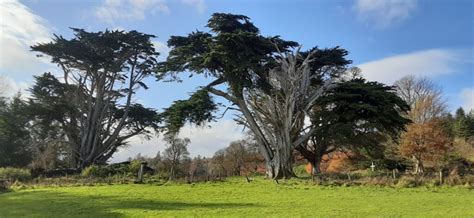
[169,164,175,181]
[265,146,295,180]
[413,156,424,174]
[295,144,324,176]
[312,160,321,175]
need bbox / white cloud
[0,0,52,74]
[358,49,465,85]
[0,0,54,97]
[353,0,417,28]
[182,0,206,14]
[152,41,171,61]
[93,0,206,24]
[94,0,170,24]
[0,74,29,98]
[460,88,474,112]
[110,119,244,162]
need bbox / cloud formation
[460,88,474,112]
[94,0,207,24]
[0,74,29,97]
[0,0,51,71]
[94,0,170,24]
[110,119,244,162]
[358,49,465,85]
[353,0,417,28]
[182,0,206,14]
[0,0,53,97]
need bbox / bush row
[0,167,31,182]
[81,160,146,178]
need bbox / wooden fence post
[138,162,147,183]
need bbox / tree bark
[265,142,296,179]
[413,156,424,174]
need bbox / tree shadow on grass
[0,190,258,217]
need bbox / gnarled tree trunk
[266,144,296,179]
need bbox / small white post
[370,162,376,172]
[439,170,443,184]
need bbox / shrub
[128,160,142,175]
[0,167,31,182]
[293,165,310,177]
[81,161,146,178]
[81,165,111,178]
[396,176,419,188]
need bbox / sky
[0,0,473,162]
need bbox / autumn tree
[29,29,160,168]
[400,120,451,174]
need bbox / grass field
[1,178,473,217]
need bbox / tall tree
[394,75,446,123]
[163,136,190,180]
[225,140,247,176]
[30,29,160,168]
[453,107,472,139]
[158,13,350,179]
[296,78,411,174]
[28,120,71,170]
[0,95,33,167]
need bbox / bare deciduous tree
[163,136,190,180]
[394,75,447,123]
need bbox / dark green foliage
[28,73,77,125]
[158,13,298,95]
[29,28,160,168]
[81,160,144,178]
[313,78,410,142]
[160,89,218,134]
[113,103,160,136]
[301,47,352,85]
[301,78,411,169]
[0,167,31,182]
[0,96,33,167]
[453,107,473,139]
[32,28,158,78]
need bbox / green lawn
[1,178,473,217]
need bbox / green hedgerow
[0,167,31,182]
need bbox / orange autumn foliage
[400,120,451,167]
[305,151,357,174]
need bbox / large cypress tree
[30,29,161,168]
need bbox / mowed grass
[1,178,473,217]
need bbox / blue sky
[0,0,473,161]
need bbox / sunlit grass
[1,177,473,217]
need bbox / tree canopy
[157,13,410,179]
[29,28,161,168]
